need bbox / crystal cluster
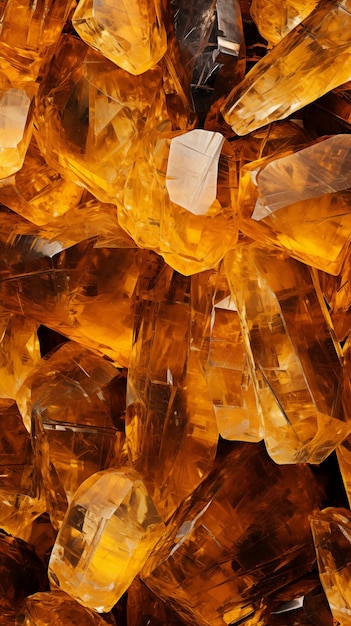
[1,0,351,625]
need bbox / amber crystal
[127,578,187,626]
[126,265,218,520]
[250,0,318,47]
[0,400,46,539]
[22,590,115,625]
[49,467,166,612]
[222,0,351,135]
[0,136,83,226]
[191,263,263,442]
[72,0,167,75]
[142,442,321,626]
[0,314,40,400]
[311,507,351,625]
[0,532,48,602]
[17,342,126,528]
[237,134,351,275]
[0,77,34,179]
[224,241,351,464]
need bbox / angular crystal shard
[17,342,126,528]
[311,507,351,626]
[222,0,351,134]
[250,0,318,47]
[72,0,167,75]
[224,242,351,464]
[126,265,218,520]
[0,314,40,400]
[0,83,33,179]
[142,442,321,626]
[191,263,263,442]
[238,134,351,275]
[48,467,166,612]
[23,590,115,625]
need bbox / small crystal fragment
[23,590,115,625]
[0,85,33,179]
[0,314,40,400]
[49,467,166,612]
[250,0,318,47]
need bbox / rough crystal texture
[23,590,115,625]
[0,0,74,84]
[17,342,126,528]
[127,578,188,626]
[0,532,48,602]
[0,211,143,366]
[142,442,321,626]
[0,314,40,399]
[311,507,351,626]
[0,83,33,178]
[126,262,218,520]
[238,134,351,275]
[222,0,351,135]
[191,263,263,442]
[0,400,46,539]
[72,0,167,75]
[250,0,318,47]
[0,137,83,225]
[224,242,351,464]
[48,467,166,612]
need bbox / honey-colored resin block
[0,314,40,399]
[237,134,351,275]
[0,210,143,366]
[22,590,115,626]
[48,467,166,612]
[17,342,126,528]
[0,0,74,85]
[35,35,170,205]
[311,507,351,626]
[142,442,321,626]
[222,0,351,135]
[126,266,218,520]
[0,400,46,539]
[224,242,351,464]
[73,0,167,75]
[0,79,34,179]
[250,0,318,47]
[0,137,83,225]
[191,264,263,442]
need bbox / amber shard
[311,507,351,626]
[0,314,40,400]
[18,342,126,528]
[222,0,351,135]
[23,590,114,626]
[126,264,218,520]
[191,263,263,442]
[0,80,33,179]
[0,532,48,602]
[224,242,351,464]
[49,467,165,612]
[238,134,351,275]
[128,578,187,626]
[0,0,74,84]
[73,0,167,75]
[0,400,46,539]
[142,442,321,626]
[250,0,317,47]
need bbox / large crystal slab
[22,590,115,625]
[49,467,166,612]
[311,507,351,626]
[73,0,167,75]
[237,134,351,275]
[142,442,321,626]
[224,241,351,464]
[126,263,218,520]
[221,0,351,135]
